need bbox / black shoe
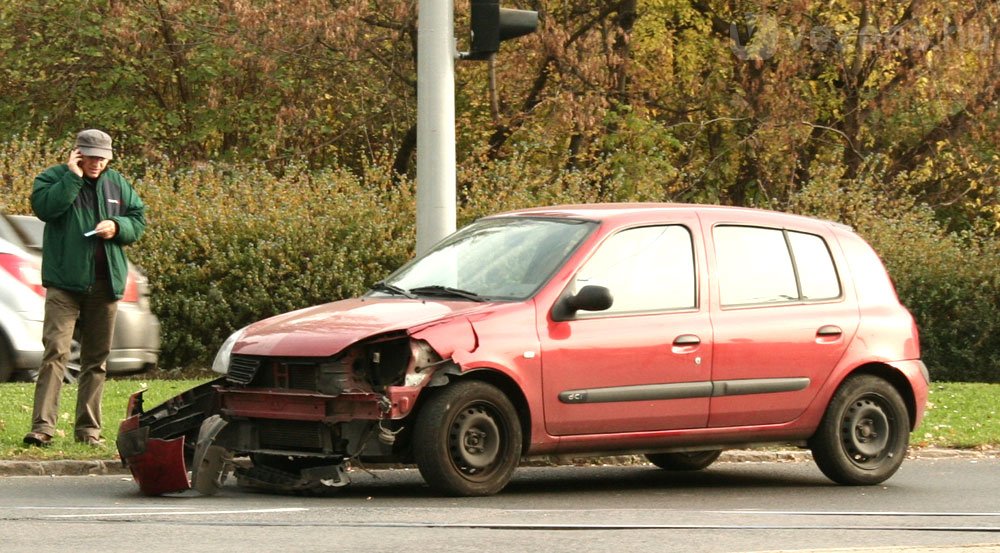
[23,432,52,447]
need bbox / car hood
[233,297,496,357]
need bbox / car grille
[283,363,317,390]
[258,420,325,451]
[227,355,262,385]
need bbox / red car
[117,204,928,497]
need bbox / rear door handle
[817,325,843,337]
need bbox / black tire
[19,339,81,384]
[645,449,723,471]
[412,380,522,497]
[63,339,82,383]
[0,335,12,382]
[809,375,910,485]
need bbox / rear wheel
[809,375,910,485]
[413,380,522,497]
[645,450,722,471]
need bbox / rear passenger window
[714,226,841,306]
[788,231,841,300]
[572,225,696,314]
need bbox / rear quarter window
[714,225,841,307]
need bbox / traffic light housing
[464,0,538,60]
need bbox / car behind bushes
[0,211,160,381]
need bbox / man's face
[80,155,109,179]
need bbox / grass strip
[0,380,996,461]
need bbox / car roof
[486,203,849,230]
[6,214,44,249]
[0,234,36,258]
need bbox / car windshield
[377,217,596,301]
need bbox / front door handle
[673,334,701,346]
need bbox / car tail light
[122,269,140,303]
[0,252,45,297]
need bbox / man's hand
[94,219,117,240]
[67,149,83,177]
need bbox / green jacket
[30,164,146,299]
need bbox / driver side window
[572,225,696,315]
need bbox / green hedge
[130,161,417,367]
[790,163,1000,383]
[2,135,998,381]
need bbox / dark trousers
[31,284,118,440]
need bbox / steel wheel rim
[448,403,503,477]
[840,395,893,466]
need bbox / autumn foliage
[1,1,998,380]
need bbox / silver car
[0,211,160,381]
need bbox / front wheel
[0,336,13,382]
[413,380,522,497]
[809,375,910,485]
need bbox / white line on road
[44,508,309,518]
[16,506,189,511]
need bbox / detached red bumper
[117,413,190,495]
[116,379,222,496]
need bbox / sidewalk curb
[1,447,995,478]
[0,459,126,477]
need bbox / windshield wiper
[409,285,487,302]
[370,281,417,299]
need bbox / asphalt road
[1,456,998,553]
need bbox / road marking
[313,521,1000,532]
[45,508,309,518]
[16,506,189,511]
[512,508,1000,517]
[708,510,1000,517]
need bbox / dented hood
[233,297,493,357]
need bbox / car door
[540,220,713,436]
[704,220,859,428]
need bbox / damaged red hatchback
[117,204,928,497]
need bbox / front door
[540,221,713,436]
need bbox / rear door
[540,218,713,435]
[703,218,859,427]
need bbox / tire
[412,380,522,497]
[0,335,12,382]
[645,449,723,471]
[64,339,82,383]
[809,375,910,485]
[19,339,82,384]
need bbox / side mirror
[552,285,613,322]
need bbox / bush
[3,134,998,380]
[790,164,1000,382]
[131,160,416,367]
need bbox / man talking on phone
[23,129,147,447]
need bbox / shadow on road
[213,462,835,501]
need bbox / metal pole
[416,0,457,256]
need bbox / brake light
[0,252,45,297]
[122,269,140,302]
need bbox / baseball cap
[75,129,113,160]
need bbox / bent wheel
[413,380,522,497]
[809,375,910,485]
[645,449,723,471]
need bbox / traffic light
[463,0,538,60]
